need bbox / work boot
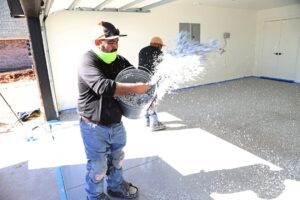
[145,119,150,127]
[144,116,150,127]
[151,121,166,132]
[87,193,110,200]
[107,180,138,199]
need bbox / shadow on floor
[0,162,60,200]
[61,156,299,200]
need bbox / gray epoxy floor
[0,124,60,200]
[1,77,299,200]
[0,161,59,200]
[58,77,300,200]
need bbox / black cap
[96,21,127,40]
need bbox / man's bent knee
[91,171,106,183]
[89,160,107,183]
[112,151,125,169]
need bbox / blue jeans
[80,119,126,200]
[145,108,158,127]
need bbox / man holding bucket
[138,36,166,131]
[77,21,149,200]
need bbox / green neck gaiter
[93,47,117,64]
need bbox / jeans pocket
[80,118,97,134]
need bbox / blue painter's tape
[172,76,253,92]
[48,119,60,123]
[59,108,77,114]
[55,167,68,200]
[46,119,60,134]
[172,76,299,93]
[259,76,294,83]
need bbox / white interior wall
[254,4,300,82]
[45,1,256,110]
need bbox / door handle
[274,53,278,55]
[278,53,282,55]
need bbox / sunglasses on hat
[98,21,127,40]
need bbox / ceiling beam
[98,8,118,12]
[121,8,150,13]
[118,0,146,11]
[68,7,150,13]
[140,0,177,11]
[94,0,115,10]
[68,0,82,10]
[100,7,150,13]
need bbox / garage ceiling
[188,0,300,10]
[46,0,177,15]
[45,0,300,16]
[9,0,300,19]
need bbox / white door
[261,18,300,81]
[261,20,281,78]
[278,18,300,80]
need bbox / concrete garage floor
[1,77,299,200]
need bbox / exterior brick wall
[0,0,29,38]
[0,39,32,72]
[0,0,32,72]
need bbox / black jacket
[138,45,163,73]
[77,50,131,125]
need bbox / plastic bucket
[115,67,155,119]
